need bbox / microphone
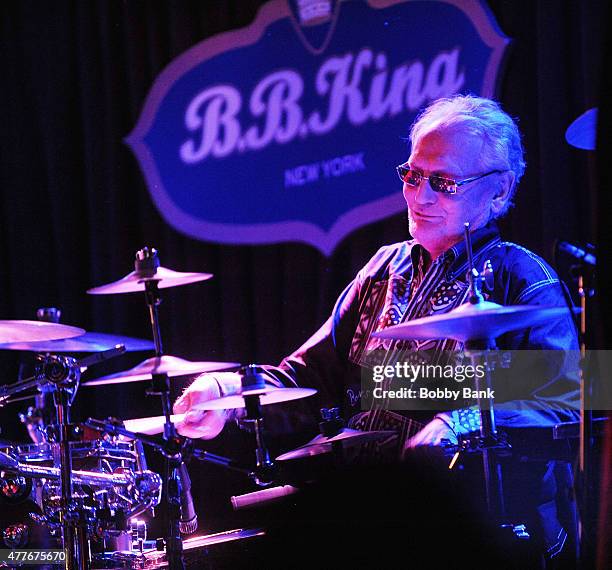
[177,462,198,535]
[557,241,596,266]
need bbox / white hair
[409,95,526,217]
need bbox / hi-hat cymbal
[87,267,213,295]
[0,320,85,344]
[373,302,574,343]
[276,428,396,461]
[192,386,317,411]
[82,355,239,386]
[0,332,154,353]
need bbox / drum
[5,439,141,470]
[0,438,160,552]
[0,472,56,550]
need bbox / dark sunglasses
[396,163,504,195]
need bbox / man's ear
[490,171,515,215]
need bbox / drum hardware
[86,247,217,570]
[238,366,276,487]
[84,419,251,481]
[0,345,129,569]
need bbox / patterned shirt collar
[409,222,501,282]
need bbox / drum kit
[0,231,594,569]
[0,248,318,569]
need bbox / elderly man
[175,95,578,446]
[174,95,580,564]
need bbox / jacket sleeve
[488,247,581,428]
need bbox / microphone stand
[575,257,596,567]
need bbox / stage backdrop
[127,0,508,254]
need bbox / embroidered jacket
[278,223,580,431]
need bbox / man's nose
[413,178,438,204]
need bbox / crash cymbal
[373,302,574,343]
[565,107,597,150]
[192,386,317,411]
[87,267,212,295]
[83,355,239,386]
[276,428,396,461]
[0,320,85,344]
[0,332,154,353]
[122,414,186,435]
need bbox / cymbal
[122,414,186,435]
[0,332,154,353]
[0,320,85,344]
[192,386,317,411]
[87,267,213,295]
[82,355,239,386]
[276,428,396,461]
[565,107,597,150]
[372,302,574,343]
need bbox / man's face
[404,127,501,258]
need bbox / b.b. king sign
[126,0,508,255]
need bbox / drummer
[175,94,579,445]
[175,95,580,562]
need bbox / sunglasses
[396,163,504,195]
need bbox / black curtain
[0,0,607,534]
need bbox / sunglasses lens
[398,168,421,186]
[430,176,455,194]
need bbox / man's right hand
[173,372,241,439]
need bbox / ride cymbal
[373,302,574,343]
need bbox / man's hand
[173,373,239,439]
[404,417,458,449]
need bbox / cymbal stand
[240,366,276,486]
[36,355,88,570]
[135,247,185,570]
[459,224,514,524]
